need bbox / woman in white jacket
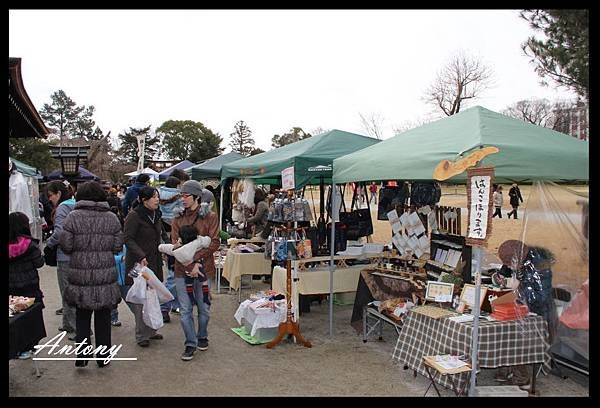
[492,185,504,218]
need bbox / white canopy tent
[125,167,160,182]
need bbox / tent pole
[219,181,225,231]
[329,183,337,337]
[468,246,483,396]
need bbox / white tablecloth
[234,299,286,336]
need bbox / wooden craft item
[411,305,458,319]
[266,222,312,349]
[433,146,500,181]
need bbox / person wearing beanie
[171,180,220,361]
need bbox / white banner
[281,166,295,190]
[467,175,491,240]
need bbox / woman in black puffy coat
[59,181,123,368]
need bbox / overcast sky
[9,9,578,153]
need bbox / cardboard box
[490,291,517,311]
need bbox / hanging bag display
[338,184,374,240]
[377,182,409,220]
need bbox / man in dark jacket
[122,173,150,217]
[507,183,524,219]
[171,180,220,361]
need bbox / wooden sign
[433,146,499,181]
[465,166,494,247]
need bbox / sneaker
[137,340,150,347]
[181,346,196,361]
[55,308,63,315]
[162,310,171,323]
[111,320,122,327]
[150,334,163,340]
[18,350,32,360]
[171,308,181,315]
[197,338,208,351]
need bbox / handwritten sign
[281,166,295,190]
[465,167,494,247]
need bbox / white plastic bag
[125,274,147,304]
[142,287,164,330]
[140,266,174,304]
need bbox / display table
[234,299,287,342]
[392,309,551,394]
[9,302,46,360]
[350,269,425,334]
[222,250,272,291]
[273,263,369,321]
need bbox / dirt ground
[9,185,589,397]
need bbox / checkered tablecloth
[392,310,552,391]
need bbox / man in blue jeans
[171,180,220,361]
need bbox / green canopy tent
[221,129,380,188]
[186,152,244,181]
[333,106,588,184]
[330,106,588,394]
[10,156,42,178]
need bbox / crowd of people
[9,170,221,364]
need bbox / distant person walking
[507,183,524,219]
[492,185,503,218]
[369,182,378,205]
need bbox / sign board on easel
[281,166,295,191]
[465,167,494,247]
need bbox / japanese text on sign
[468,175,491,240]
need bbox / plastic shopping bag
[125,274,147,304]
[140,266,175,305]
[142,287,164,330]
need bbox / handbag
[43,244,58,267]
[377,183,409,220]
[338,186,373,240]
[326,222,348,253]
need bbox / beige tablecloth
[272,264,368,319]
[222,251,272,291]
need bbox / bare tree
[392,116,436,136]
[358,112,385,139]
[502,98,576,133]
[311,126,329,136]
[425,51,494,116]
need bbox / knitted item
[185,275,197,305]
